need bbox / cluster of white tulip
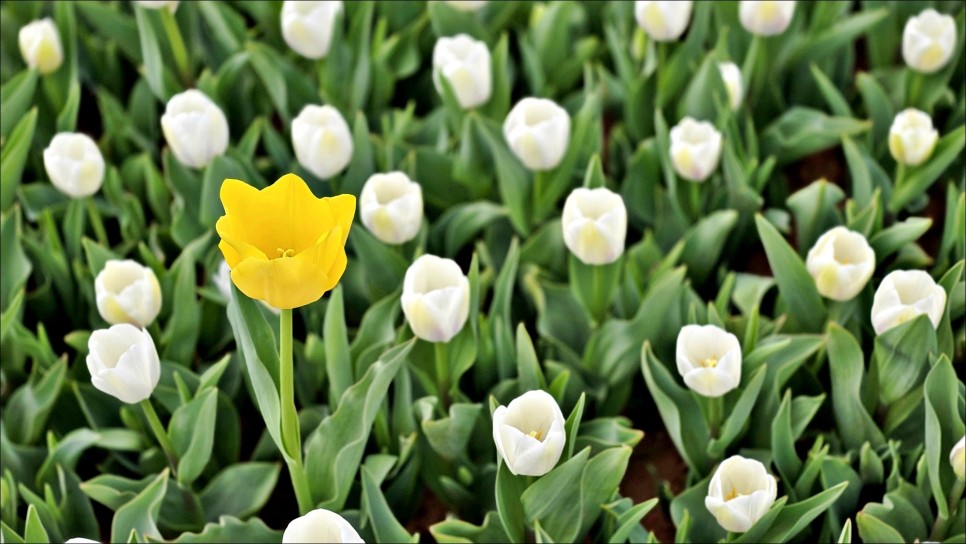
[359,172,424,245]
[433,34,492,109]
[953,436,966,481]
[161,89,230,169]
[633,1,797,41]
[902,8,957,74]
[283,508,363,543]
[492,390,566,477]
[870,270,946,335]
[705,455,778,532]
[670,117,723,183]
[281,1,343,59]
[292,104,354,179]
[43,133,105,198]
[676,324,742,398]
[889,108,939,166]
[135,0,180,12]
[562,188,627,265]
[805,227,875,302]
[401,255,471,343]
[503,97,572,171]
[18,18,62,74]
[739,1,797,36]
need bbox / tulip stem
[279,309,313,515]
[159,9,192,86]
[707,395,723,438]
[140,399,178,473]
[86,197,108,246]
[435,341,450,408]
[930,477,965,541]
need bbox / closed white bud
[871,270,946,335]
[739,1,796,37]
[402,255,470,343]
[903,9,956,74]
[634,1,693,42]
[676,324,741,397]
[670,117,722,182]
[951,436,966,481]
[161,89,229,169]
[18,18,63,74]
[135,1,179,12]
[281,1,342,60]
[718,62,744,111]
[43,133,105,198]
[562,187,627,265]
[95,260,162,328]
[282,509,363,544]
[292,104,353,179]
[705,455,778,533]
[806,227,875,301]
[492,390,566,477]
[360,172,423,245]
[889,109,939,166]
[503,97,571,171]
[433,34,492,109]
[87,325,160,404]
[441,0,488,12]
[65,539,100,543]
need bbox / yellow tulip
[216,173,354,309]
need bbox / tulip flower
[739,1,796,37]
[401,255,470,343]
[705,455,778,533]
[952,436,966,481]
[805,226,875,301]
[213,260,279,314]
[492,390,566,477]
[18,18,62,74]
[889,109,939,166]
[160,89,229,169]
[432,34,492,109]
[359,172,424,245]
[292,104,354,179]
[561,187,627,265]
[283,509,363,543]
[216,174,354,309]
[718,62,744,111]
[503,97,571,171]
[634,1,693,42]
[135,0,179,11]
[870,270,946,335]
[903,8,957,74]
[281,1,342,60]
[676,324,741,398]
[43,133,105,198]
[65,539,100,543]
[87,324,160,404]
[669,117,722,182]
[95,260,163,328]
[442,0,487,11]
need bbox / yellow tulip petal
[231,249,330,310]
[326,194,356,245]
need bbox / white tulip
[561,187,627,265]
[441,0,488,12]
[95,260,163,328]
[402,255,470,343]
[43,133,105,198]
[292,104,353,179]
[669,117,722,182]
[889,109,939,166]
[87,325,160,404]
[135,1,179,12]
[433,34,492,109]
[871,270,946,335]
[360,172,423,244]
[18,18,63,74]
[805,226,875,302]
[503,97,571,171]
[903,9,957,74]
[282,508,363,544]
[65,539,100,543]
[634,1,693,42]
[213,260,279,314]
[281,1,342,60]
[676,324,741,398]
[705,455,778,533]
[160,89,229,169]
[739,1,796,37]
[492,390,566,477]
[951,436,966,481]
[718,62,744,111]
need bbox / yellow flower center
[528,430,544,441]
[701,357,719,369]
[725,486,741,501]
[276,248,296,259]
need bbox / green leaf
[568,254,621,325]
[855,512,904,543]
[707,365,766,459]
[421,403,482,461]
[23,504,48,544]
[495,461,528,543]
[0,70,38,139]
[681,210,738,285]
[361,466,417,543]
[869,217,932,264]
[873,315,936,404]
[0,207,32,310]
[0,108,38,211]
[890,125,966,212]
[756,482,849,542]
[169,388,218,486]
[516,323,547,392]
[761,107,870,164]
[605,498,658,544]
[111,469,169,542]
[786,179,845,256]
[324,287,352,409]
[923,357,965,521]
[162,248,203,365]
[134,6,171,101]
[826,324,884,451]
[171,516,283,543]
[3,359,67,445]
[809,64,853,118]
[246,42,289,123]
[199,463,280,522]
[430,511,509,544]
[755,214,826,332]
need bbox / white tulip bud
[402,255,470,343]
[561,187,627,265]
[676,324,741,398]
[441,0,488,12]
[634,1,693,42]
[18,18,63,74]
[95,260,163,328]
[805,227,875,302]
[87,325,160,404]
[705,455,778,533]
[492,390,566,477]
[282,509,363,544]
[871,270,946,335]
[903,9,957,74]
[43,133,105,198]
[281,1,342,60]
[951,436,966,481]
[65,538,100,543]
[135,1,179,12]
[433,34,492,109]
[360,172,423,245]
[503,97,571,171]
[160,89,229,169]
[718,62,744,111]
[888,109,939,166]
[292,104,354,179]
[739,1,796,37]
[669,117,722,182]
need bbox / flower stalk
[140,399,178,472]
[280,308,313,515]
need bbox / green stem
[140,399,178,473]
[86,197,108,246]
[160,8,192,86]
[930,477,965,541]
[279,309,313,515]
[435,341,450,409]
[907,69,923,110]
[707,395,723,439]
[532,170,549,224]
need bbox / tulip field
[3,1,966,542]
